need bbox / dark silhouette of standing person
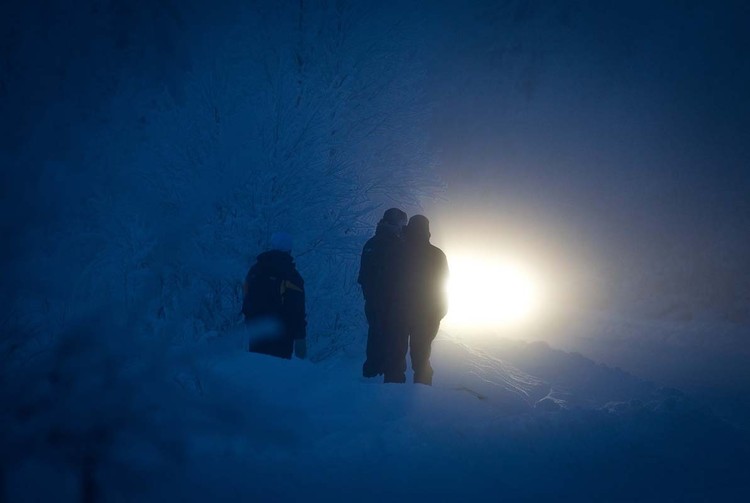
[401,215,449,385]
[358,208,408,380]
[242,232,307,360]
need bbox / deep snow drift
[6,330,749,502]
[548,311,750,430]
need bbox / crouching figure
[243,232,307,360]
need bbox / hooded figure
[358,208,408,380]
[401,215,449,385]
[243,232,307,359]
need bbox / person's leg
[363,322,385,377]
[410,320,440,385]
[383,314,409,383]
[249,338,293,359]
[363,304,385,377]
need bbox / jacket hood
[406,214,431,243]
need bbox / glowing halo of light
[442,254,543,332]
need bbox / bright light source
[443,254,543,331]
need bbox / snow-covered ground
[546,312,750,430]
[7,329,748,502]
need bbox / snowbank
[7,330,747,501]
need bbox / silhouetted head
[382,208,407,227]
[377,207,407,237]
[270,231,293,253]
[406,214,431,242]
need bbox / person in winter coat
[243,232,307,360]
[400,215,449,385]
[358,208,408,381]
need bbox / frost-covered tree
[1,7,439,495]
[2,1,440,498]
[96,0,437,354]
[3,0,438,354]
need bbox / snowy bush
[2,2,440,499]
[3,0,439,359]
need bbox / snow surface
[549,311,750,430]
[6,329,749,502]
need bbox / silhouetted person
[243,232,307,360]
[358,208,408,380]
[400,215,448,385]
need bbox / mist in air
[1,1,749,501]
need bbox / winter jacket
[243,250,307,342]
[358,222,406,314]
[403,234,449,324]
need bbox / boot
[362,359,383,378]
[413,367,433,386]
[384,372,406,384]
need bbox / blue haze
[1,1,749,501]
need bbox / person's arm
[357,238,382,302]
[438,250,450,319]
[283,273,307,358]
[293,282,307,359]
[241,270,254,317]
[294,338,307,359]
[358,241,374,299]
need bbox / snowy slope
[548,311,750,429]
[3,322,750,502]
[9,329,747,502]
[189,334,749,502]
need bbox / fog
[2,1,749,499]
[425,1,750,325]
